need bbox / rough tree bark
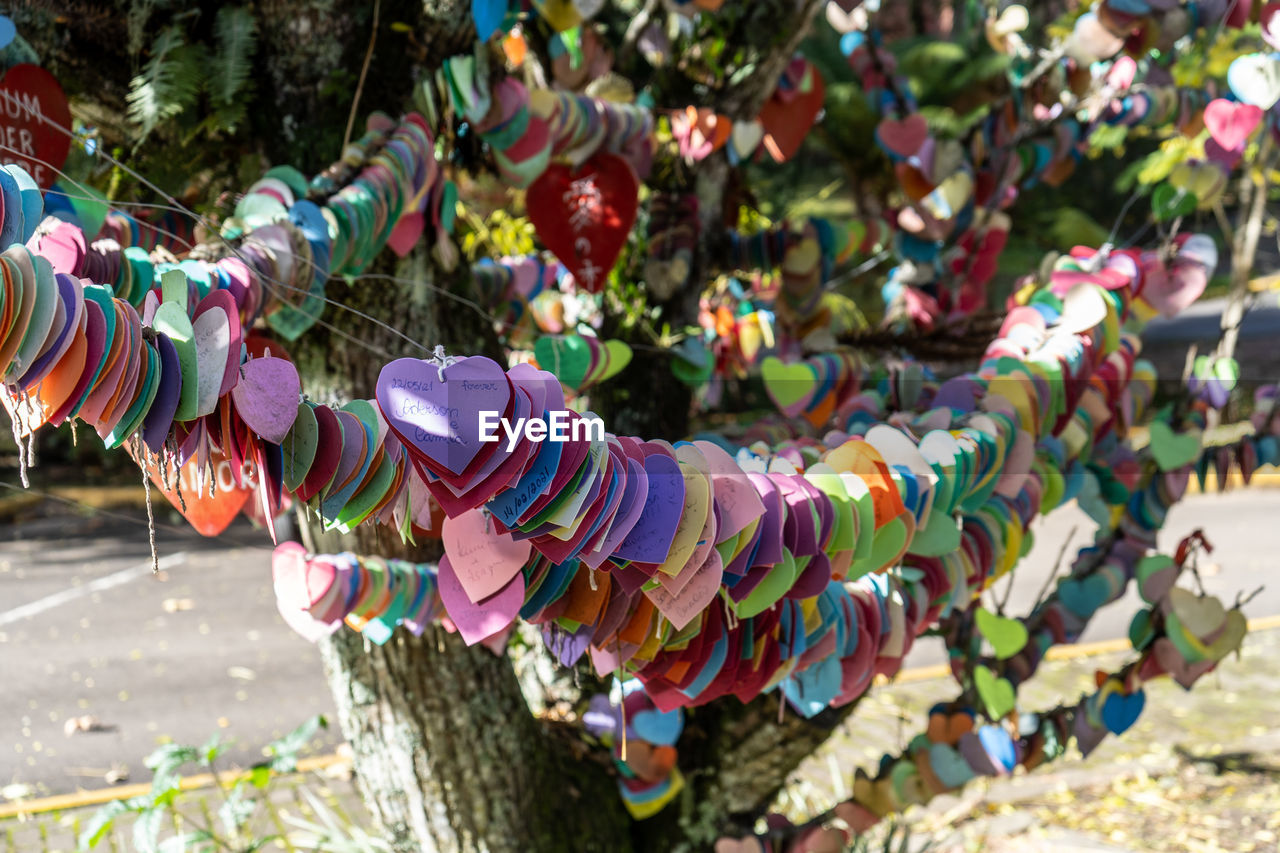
[35,1,870,849]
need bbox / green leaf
[209,6,258,107]
[200,732,224,765]
[127,26,207,139]
[263,715,328,772]
[132,806,165,853]
[1152,183,1196,222]
[218,786,257,835]
[145,743,201,793]
[158,831,215,853]
[250,764,272,790]
[78,799,133,850]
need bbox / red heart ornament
[0,64,73,190]
[876,114,929,159]
[134,445,254,537]
[758,68,826,163]
[527,153,639,293]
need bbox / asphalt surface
[1141,296,1280,383]
[4,301,1280,799]
[0,508,340,798]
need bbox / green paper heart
[1129,609,1156,651]
[536,334,593,390]
[761,355,816,410]
[974,664,1016,719]
[1148,420,1201,471]
[974,608,1029,660]
[1152,182,1196,222]
[597,339,632,383]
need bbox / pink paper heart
[437,554,524,645]
[231,356,301,444]
[876,115,929,159]
[441,507,532,602]
[1203,99,1263,152]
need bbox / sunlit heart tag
[135,445,254,537]
[758,64,826,163]
[441,508,532,602]
[0,65,73,190]
[1227,53,1280,110]
[527,153,639,293]
[230,356,301,444]
[1203,99,1262,152]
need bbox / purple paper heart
[377,355,511,476]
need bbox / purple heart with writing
[543,623,592,667]
[613,453,685,564]
[377,355,511,477]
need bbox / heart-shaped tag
[231,356,301,444]
[136,445,253,537]
[377,355,511,476]
[758,63,825,163]
[875,115,929,159]
[974,607,1029,659]
[1148,420,1200,472]
[1228,53,1280,110]
[0,64,73,190]
[1203,99,1263,152]
[440,508,532,602]
[973,664,1016,719]
[730,119,764,160]
[527,153,639,293]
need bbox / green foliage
[79,716,327,853]
[205,6,259,134]
[127,25,206,140]
[281,788,395,853]
[127,7,258,143]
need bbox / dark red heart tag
[527,152,638,293]
[0,64,72,190]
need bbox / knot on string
[430,345,458,381]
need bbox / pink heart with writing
[437,554,525,646]
[441,508,532,602]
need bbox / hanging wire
[0,130,436,361]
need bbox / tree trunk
[1218,140,1271,365]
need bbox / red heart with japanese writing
[0,64,72,190]
[527,152,639,293]
[758,69,826,163]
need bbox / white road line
[0,552,188,627]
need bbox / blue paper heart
[781,655,841,719]
[928,742,975,788]
[1057,573,1110,618]
[630,707,684,746]
[977,723,1018,772]
[472,0,507,40]
[1101,689,1145,735]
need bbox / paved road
[3,485,1280,798]
[1141,296,1280,383]
[0,507,340,798]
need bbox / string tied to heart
[430,345,458,381]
